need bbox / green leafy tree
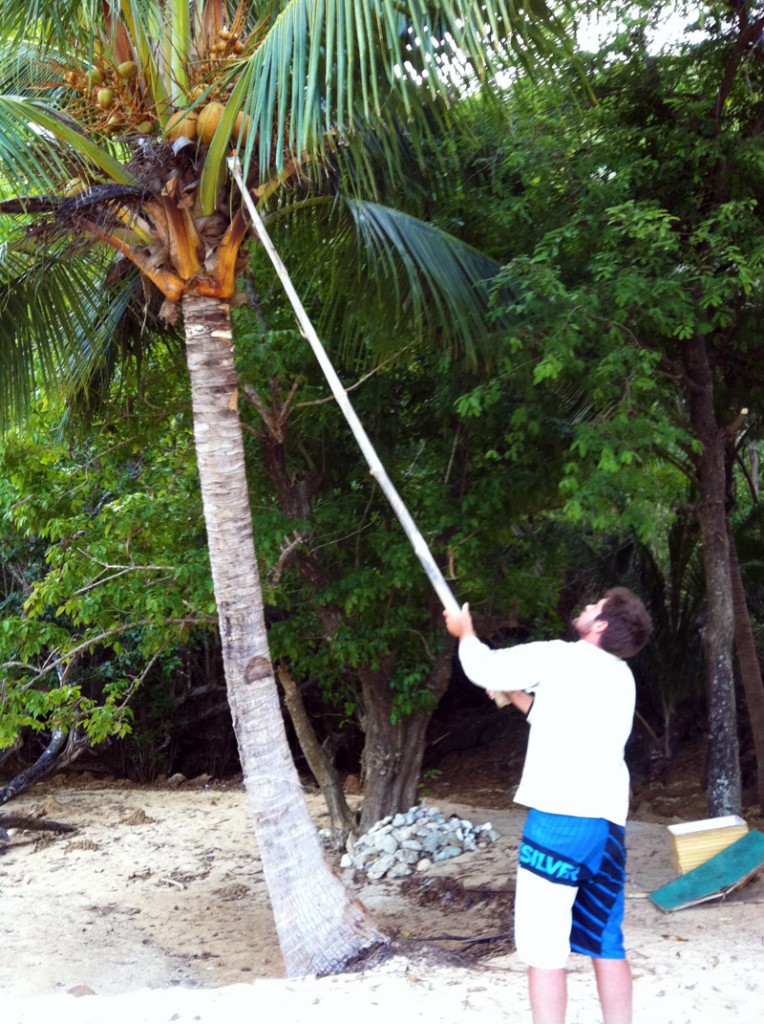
[482,1,764,814]
[0,0,571,972]
[234,285,587,826]
[0,371,215,768]
[236,304,463,828]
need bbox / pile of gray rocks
[337,802,500,881]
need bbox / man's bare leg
[528,966,567,1024]
[592,958,632,1024]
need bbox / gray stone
[367,853,396,880]
[387,861,414,879]
[433,845,463,862]
[337,801,500,880]
[422,832,448,854]
[373,832,399,855]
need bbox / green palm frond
[0,95,136,195]
[262,195,506,364]
[347,199,499,354]
[0,0,96,53]
[0,2,573,214]
[0,40,62,95]
[0,98,80,197]
[201,0,571,208]
[326,100,447,205]
[0,242,160,426]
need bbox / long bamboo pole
[229,157,460,614]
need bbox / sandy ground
[0,774,763,1024]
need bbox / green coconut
[117,61,138,81]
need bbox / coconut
[232,110,251,150]
[85,67,102,87]
[197,101,225,146]
[117,61,138,81]
[103,113,125,135]
[165,109,198,143]
[97,88,115,109]
[63,177,88,197]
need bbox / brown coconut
[166,109,198,143]
[232,110,251,150]
[197,101,226,146]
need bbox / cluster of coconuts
[63,60,154,134]
[163,24,251,147]
[61,25,250,141]
[165,95,251,149]
[207,24,246,58]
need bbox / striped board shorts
[514,809,627,969]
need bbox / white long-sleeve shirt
[458,635,636,825]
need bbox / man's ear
[593,618,608,634]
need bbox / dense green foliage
[0,365,216,753]
[3,2,764,806]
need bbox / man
[444,587,652,1024]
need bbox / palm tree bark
[182,292,385,974]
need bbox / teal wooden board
[650,830,764,912]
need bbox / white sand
[0,780,762,1023]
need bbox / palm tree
[0,0,566,973]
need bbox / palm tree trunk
[181,293,385,975]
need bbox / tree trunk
[254,402,451,828]
[277,663,356,835]
[682,335,741,816]
[358,651,452,831]
[727,526,764,812]
[182,293,385,974]
[0,728,67,806]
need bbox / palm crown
[0,0,568,417]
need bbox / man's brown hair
[597,587,652,659]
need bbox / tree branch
[267,531,307,585]
[713,15,764,133]
[71,560,175,596]
[723,406,748,439]
[294,343,416,410]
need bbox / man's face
[573,597,607,639]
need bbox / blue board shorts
[514,809,627,969]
